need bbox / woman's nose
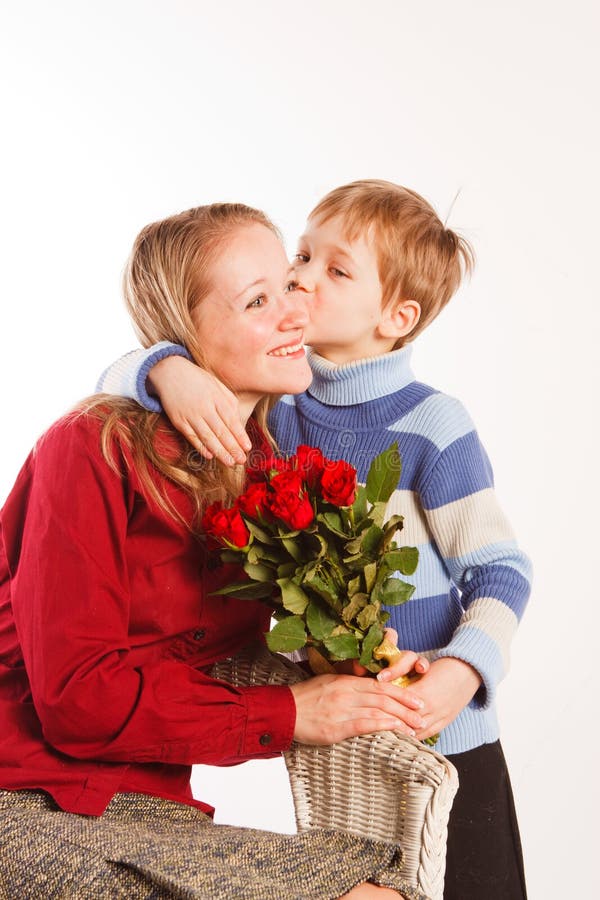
[280,292,309,328]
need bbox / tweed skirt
[0,790,426,900]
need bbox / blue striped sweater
[97,343,532,755]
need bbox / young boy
[98,180,532,899]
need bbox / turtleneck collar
[305,346,415,406]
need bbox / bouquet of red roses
[201,442,418,673]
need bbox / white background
[1,2,598,896]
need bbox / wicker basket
[211,645,458,900]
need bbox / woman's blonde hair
[309,179,474,342]
[83,203,279,531]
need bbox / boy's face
[293,215,397,364]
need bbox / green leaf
[276,578,310,615]
[378,547,419,578]
[265,616,307,652]
[303,568,339,602]
[382,514,405,548]
[347,575,362,596]
[210,581,274,600]
[243,562,275,583]
[396,546,419,575]
[246,520,276,545]
[280,537,304,563]
[246,546,259,565]
[323,632,360,660]
[361,524,384,558]
[365,442,402,505]
[343,537,363,556]
[309,532,329,559]
[317,512,347,537]
[341,592,369,624]
[220,549,243,564]
[351,484,368,523]
[357,604,379,630]
[359,623,385,667]
[276,561,297,579]
[374,576,416,606]
[363,561,377,593]
[369,502,387,528]
[256,545,286,564]
[306,600,340,641]
[342,552,370,572]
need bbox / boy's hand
[332,629,428,725]
[149,356,251,466]
[410,657,482,741]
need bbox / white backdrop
[1,2,598,897]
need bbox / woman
[0,203,427,899]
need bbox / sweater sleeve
[6,415,296,766]
[418,402,532,708]
[96,341,191,412]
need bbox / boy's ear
[378,299,421,341]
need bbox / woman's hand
[411,657,482,741]
[150,356,251,465]
[290,673,425,745]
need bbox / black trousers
[443,741,527,900]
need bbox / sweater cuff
[241,684,296,757]
[435,624,504,710]
[96,342,191,413]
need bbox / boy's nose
[292,264,315,293]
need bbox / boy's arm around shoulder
[96,341,191,412]
[96,342,250,465]
[418,394,532,709]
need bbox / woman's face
[194,223,311,412]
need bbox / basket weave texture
[211,645,459,900]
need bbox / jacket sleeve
[96,341,191,412]
[418,399,532,708]
[7,415,296,765]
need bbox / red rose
[236,482,271,521]
[246,453,291,482]
[201,502,250,548]
[268,470,315,530]
[320,459,357,507]
[293,445,326,488]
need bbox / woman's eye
[246,294,266,309]
[285,280,300,293]
[330,267,348,278]
[294,252,309,264]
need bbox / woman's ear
[377,299,421,341]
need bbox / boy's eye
[246,294,266,309]
[294,252,309,264]
[330,267,348,278]
[285,280,300,293]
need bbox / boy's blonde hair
[309,179,474,342]
[84,203,278,530]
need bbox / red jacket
[0,412,296,815]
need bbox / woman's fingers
[290,675,425,744]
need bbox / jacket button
[193,629,205,641]
[259,733,273,746]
